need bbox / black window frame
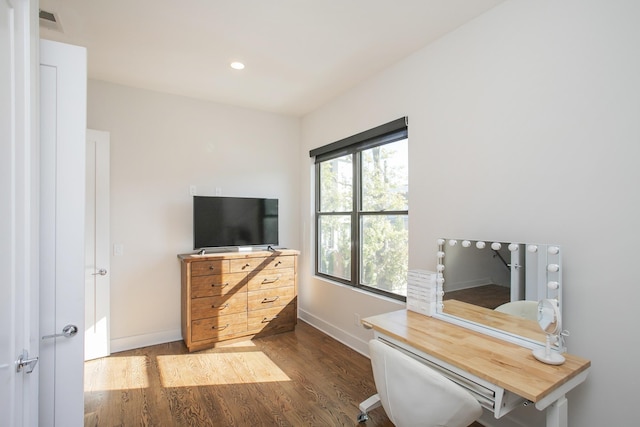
[310,117,408,301]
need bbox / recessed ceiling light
[230,62,245,70]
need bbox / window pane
[319,155,352,212]
[318,215,351,280]
[360,215,408,296]
[361,139,408,212]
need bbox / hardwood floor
[84,320,484,426]
[444,284,510,309]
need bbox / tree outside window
[314,122,408,300]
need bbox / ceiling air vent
[39,9,63,32]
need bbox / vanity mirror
[434,238,563,350]
[532,299,566,365]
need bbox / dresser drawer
[247,268,295,291]
[191,312,247,342]
[190,259,229,277]
[248,304,296,334]
[180,250,298,351]
[191,292,248,321]
[229,255,295,273]
[191,272,246,298]
[248,286,295,311]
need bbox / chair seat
[369,339,482,427]
[495,300,539,321]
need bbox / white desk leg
[546,395,568,427]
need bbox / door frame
[85,129,111,361]
[0,0,39,425]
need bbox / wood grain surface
[85,320,485,426]
[85,321,385,426]
[362,309,591,403]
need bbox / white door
[85,129,111,361]
[39,39,87,427]
[1,1,38,425]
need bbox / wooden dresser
[178,249,298,352]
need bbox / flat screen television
[193,196,279,250]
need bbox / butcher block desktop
[361,309,590,426]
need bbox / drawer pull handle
[212,324,230,330]
[262,276,280,284]
[209,265,216,270]
[261,296,279,304]
[243,263,251,269]
[213,303,230,309]
[211,282,229,288]
[262,315,279,323]
[274,261,282,266]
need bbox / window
[310,118,408,300]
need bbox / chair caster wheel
[357,412,369,423]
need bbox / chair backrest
[495,300,539,321]
[368,339,482,427]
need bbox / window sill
[312,274,407,306]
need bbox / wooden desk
[361,309,590,427]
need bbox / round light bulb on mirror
[476,241,486,249]
[436,264,445,272]
[437,277,444,285]
[527,244,538,253]
[547,264,560,272]
[547,246,560,255]
[547,281,559,290]
[462,240,471,248]
[491,242,502,250]
[437,238,445,245]
[437,251,445,258]
[508,243,519,252]
[448,239,458,246]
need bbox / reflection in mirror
[435,238,562,348]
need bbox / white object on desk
[533,299,566,365]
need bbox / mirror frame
[432,238,564,351]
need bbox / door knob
[16,350,39,373]
[92,268,107,276]
[42,324,78,340]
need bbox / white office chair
[495,300,538,321]
[361,339,482,427]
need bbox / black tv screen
[193,196,278,249]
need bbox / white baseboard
[110,329,183,354]
[108,311,371,358]
[298,309,370,357]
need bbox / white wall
[87,80,300,351]
[300,0,640,426]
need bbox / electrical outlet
[354,313,361,327]
[215,187,222,196]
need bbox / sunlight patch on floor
[84,355,149,391]
[157,350,291,387]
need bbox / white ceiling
[39,0,506,116]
